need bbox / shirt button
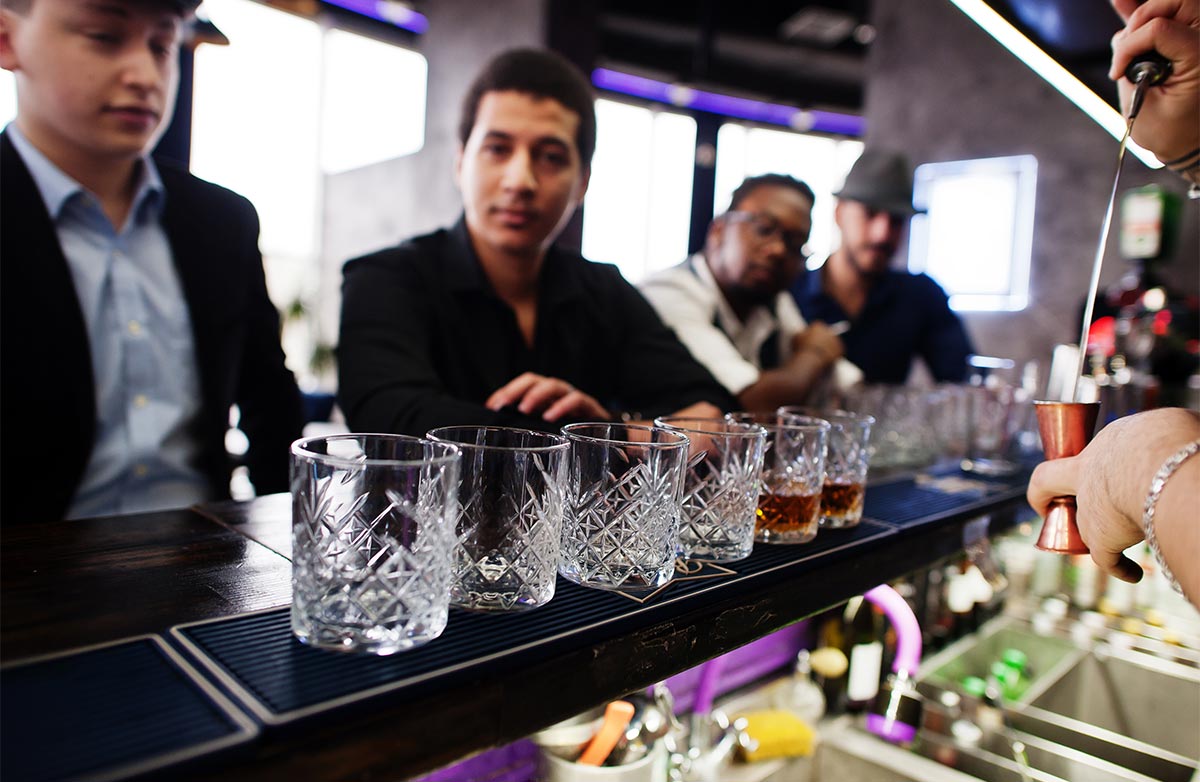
[134,394,148,408]
[128,320,142,336]
[133,464,149,478]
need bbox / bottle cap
[1042,597,1069,619]
[809,647,848,679]
[1000,648,1027,672]
[961,676,987,698]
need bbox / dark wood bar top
[1,507,291,661]
[0,467,1032,781]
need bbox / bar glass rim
[291,431,462,468]
[776,406,877,429]
[560,421,690,449]
[653,415,768,440]
[726,411,833,434]
[426,424,570,453]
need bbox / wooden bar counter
[0,466,1031,781]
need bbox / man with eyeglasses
[641,174,861,411]
[790,149,974,384]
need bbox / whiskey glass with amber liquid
[728,412,830,544]
[781,408,875,529]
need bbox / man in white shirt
[641,174,860,412]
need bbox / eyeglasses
[724,211,811,260]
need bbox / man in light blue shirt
[0,0,303,522]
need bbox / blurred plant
[282,296,336,387]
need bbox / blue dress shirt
[8,125,209,518]
[791,263,975,384]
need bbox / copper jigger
[1032,401,1101,554]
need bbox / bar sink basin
[910,615,1200,782]
[1017,642,1200,781]
[918,618,1075,701]
[814,717,983,782]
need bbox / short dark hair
[0,0,200,14]
[458,48,597,168]
[728,173,815,212]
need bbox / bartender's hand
[1027,408,1200,584]
[486,372,611,422]
[1109,0,1200,164]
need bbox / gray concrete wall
[866,0,1197,384]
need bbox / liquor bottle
[773,649,827,727]
[844,596,883,713]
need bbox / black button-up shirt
[338,218,735,436]
[791,265,975,384]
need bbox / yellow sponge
[735,709,815,762]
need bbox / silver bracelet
[1142,438,1200,594]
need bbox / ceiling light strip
[947,0,1160,168]
[321,0,428,33]
[591,68,865,137]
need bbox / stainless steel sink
[720,614,1198,782]
[909,615,1200,782]
[918,618,1076,701]
[814,717,984,782]
[1017,643,1200,782]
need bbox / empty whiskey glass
[559,423,689,593]
[427,426,569,612]
[290,434,461,655]
[654,417,767,562]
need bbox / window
[908,155,1037,312]
[581,99,696,283]
[320,28,427,175]
[714,124,863,265]
[190,0,427,384]
[192,0,324,268]
[0,70,14,129]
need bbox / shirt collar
[6,122,165,223]
[446,214,586,306]
[806,259,830,298]
[693,252,778,335]
[811,258,902,303]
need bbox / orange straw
[576,700,636,766]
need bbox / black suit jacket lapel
[0,131,97,520]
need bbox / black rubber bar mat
[864,466,1028,529]
[171,519,894,725]
[0,635,258,782]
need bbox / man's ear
[575,165,591,205]
[0,10,22,73]
[706,214,728,254]
[452,143,464,192]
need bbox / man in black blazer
[0,0,302,522]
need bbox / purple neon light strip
[321,0,428,33]
[591,67,864,137]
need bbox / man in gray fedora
[790,148,974,384]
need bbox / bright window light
[0,70,15,129]
[714,123,863,264]
[908,155,1037,312]
[946,0,1160,168]
[191,0,323,265]
[582,99,696,283]
[320,29,426,174]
